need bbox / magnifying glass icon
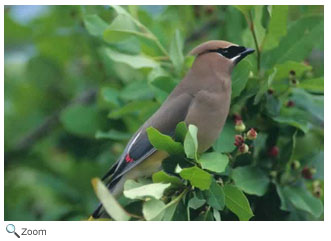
[6,224,20,238]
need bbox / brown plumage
[92,40,254,218]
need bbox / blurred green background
[4,5,323,221]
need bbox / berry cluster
[233,114,257,154]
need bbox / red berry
[234,135,244,147]
[268,146,279,157]
[286,100,295,107]
[233,114,242,122]
[247,128,257,140]
[235,120,246,132]
[301,167,313,179]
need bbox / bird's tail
[91,203,103,218]
[91,176,122,219]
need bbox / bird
[92,40,254,218]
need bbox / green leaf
[147,67,176,102]
[254,68,277,105]
[280,130,297,167]
[274,61,312,81]
[152,171,183,187]
[311,151,324,180]
[292,129,323,162]
[169,30,184,72]
[282,185,323,218]
[291,88,323,123]
[124,179,145,189]
[119,80,153,101]
[175,121,188,143]
[111,5,131,16]
[224,184,254,221]
[270,61,312,93]
[273,108,310,133]
[300,77,324,93]
[252,133,267,160]
[263,6,288,50]
[104,48,159,69]
[193,207,213,221]
[213,208,221,221]
[148,67,176,93]
[91,178,130,221]
[205,179,225,210]
[142,198,166,221]
[179,166,212,191]
[224,6,246,44]
[231,166,270,196]
[213,121,236,153]
[83,14,108,37]
[232,60,252,99]
[101,87,120,106]
[184,124,198,159]
[111,5,149,31]
[108,100,158,119]
[60,105,100,137]
[234,5,253,16]
[95,129,131,141]
[184,55,195,69]
[275,183,291,211]
[265,94,281,117]
[123,180,170,200]
[198,152,229,173]
[105,6,167,56]
[252,6,266,46]
[143,189,187,221]
[162,201,179,221]
[263,15,323,68]
[103,12,150,43]
[188,195,206,210]
[162,191,187,221]
[146,127,184,155]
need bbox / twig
[153,37,169,57]
[136,20,169,57]
[5,88,97,162]
[248,11,261,72]
[13,111,61,152]
[152,56,170,61]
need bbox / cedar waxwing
[92,40,254,218]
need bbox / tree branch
[5,88,97,162]
[184,20,219,45]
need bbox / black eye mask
[209,46,246,59]
[218,46,246,59]
[207,45,255,64]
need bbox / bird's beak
[234,47,255,64]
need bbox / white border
[0,0,329,5]
[1,2,328,241]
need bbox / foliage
[4,5,323,221]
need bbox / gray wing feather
[102,93,193,184]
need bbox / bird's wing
[102,93,194,187]
[184,90,227,152]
